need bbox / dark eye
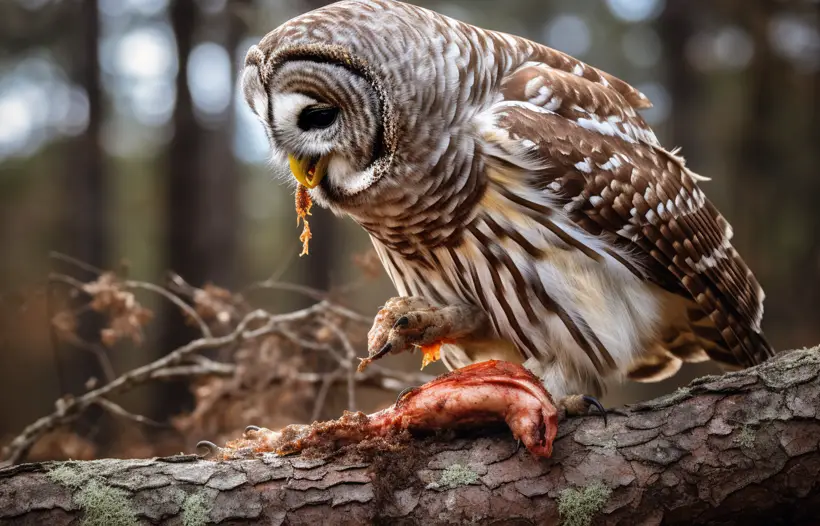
[297,106,339,130]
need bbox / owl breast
[370,178,676,399]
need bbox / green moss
[47,462,94,489]
[181,493,212,526]
[425,463,479,489]
[48,463,137,526]
[557,482,612,526]
[74,479,138,526]
[735,425,756,449]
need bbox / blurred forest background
[1,0,818,462]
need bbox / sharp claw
[196,440,221,458]
[395,386,416,405]
[372,341,392,360]
[582,395,608,426]
[515,438,522,454]
[245,425,261,435]
[393,316,410,329]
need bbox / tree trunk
[157,0,243,419]
[2,348,818,525]
[54,0,107,404]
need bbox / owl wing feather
[479,58,774,369]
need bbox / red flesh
[216,360,558,459]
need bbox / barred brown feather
[493,64,774,369]
[243,0,775,399]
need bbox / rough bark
[1,348,818,525]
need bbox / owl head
[243,40,402,210]
[239,0,492,217]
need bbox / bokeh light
[605,0,665,23]
[686,26,755,72]
[188,42,233,122]
[769,13,820,72]
[0,54,88,161]
[543,14,591,57]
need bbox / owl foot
[197,360,559,460]
[557,394,607,425]
[359,296,486,371]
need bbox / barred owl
[241,0,774,410]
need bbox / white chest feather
[371,186,668,398]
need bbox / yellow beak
[288,154,330,189]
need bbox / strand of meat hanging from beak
[290,154,330,257]
[295,185,312,257]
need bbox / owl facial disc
[288,154,330,189]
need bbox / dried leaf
[192,284,241,326]
[81,272,153,347]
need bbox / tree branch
[1,348,818,525]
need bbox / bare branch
[324,321,359,411]
[124,279,212,338]
[49,251,104,276]
[147,363,237,380]
[48,273,88,292]
[94,399,168,428]
[311,369,343,422]
[57,334,117,384]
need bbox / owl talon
[244,425,262,435]
[582,395,608,426]
[393,316,410,329]
[395,385,417,405]
[373,342,393,360]
[196,440,222,459]
[558,394,607,425]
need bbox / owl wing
[479,57,774,369]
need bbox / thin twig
[49,273,88,292]
[324,302,371,324]
[125,280,212,339]
[244,280,371,324]
[311,369,343,422]
[188,355,237,373]
[59,335,117,384]
[245,281,331,302]
[276,326,348,366]
[95,399,168,428]
[49,251,104,276]
[323,321,358,412]
[147,363,237,380]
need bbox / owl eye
[298,105,339,131]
